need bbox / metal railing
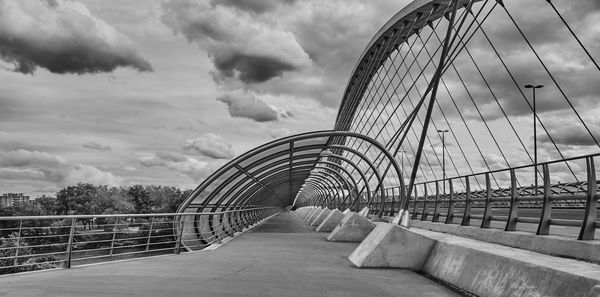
[0,207,280,275]
[335,154,600,240]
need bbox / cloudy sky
[0,0,413,196]
[0,0,598,197]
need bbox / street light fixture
[437,129,449,194]
[524,84,544,191]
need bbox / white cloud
[0,149,121,186]
[184,133,235,159]
[139,151,223,181]
[270,128,293,139]
[82,141,112,151]
[217,90,279,122]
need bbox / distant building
[0,193,30,208]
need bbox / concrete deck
[0,212,460,297]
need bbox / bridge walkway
[0,211,461,297]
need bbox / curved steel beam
[179,131,405,219]
[310,171,346,207]
[327,144,387,214]
[315,161,359,210]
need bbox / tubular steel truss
[180,0,600,241]
[329,0,600,239]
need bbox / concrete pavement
[0,212,461,297]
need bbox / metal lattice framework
[181,0,600,241]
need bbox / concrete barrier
[347,224,600,297]
[310,208,331,226]
[316,209,345,232]
[305,207,323,222]
[303,207,318,220]
[358,207,370,217]
[296,207,312,218]
[327,212,376,242]
[349,223,435,269]
[308,208,326,224]
[421,228,600,297]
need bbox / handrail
[0,207,281,275]
[0,207,279,221]
[411,152,600,188]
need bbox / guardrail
[352,154,599,240]
[0,207,280,275]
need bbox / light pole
[524,84,544,191]
[437,129,449,194]
[399,150,407,174]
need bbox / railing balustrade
[0,207,279,275]
[315,153,600,240]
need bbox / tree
[56,183,98,215]
[35,195,58,215]
[127,185,152,214]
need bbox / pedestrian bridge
[1,209,598,297]
[2,0,600,296]
[0,212,462,297]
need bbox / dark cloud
[82,142,112,151]
[212,53,297,83]
[538,115,600,147]
[161,0,309,84]
[210,0,296,14]
[0,0,152,75]
[183,133,235,159]
[217,91,279,122]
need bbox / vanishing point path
[0,212,460,297]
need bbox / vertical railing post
[421,185,429,221]
[537,164,552,235]
[461,177,471,226]
[579,157,597,240]
[505,169,519,231]
[445,179,455,224]
[145,216,155,252]
[64,218,76,269]
[412,186,419,220]
[388,188,395,216]
[432,181,441,222]
[481,173,493,228]
[175,215,185,254]
[13,220,23,267]
[221,210,233,236]
[109,217,119,256]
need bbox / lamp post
[524,84,544,191]
[437,129,449,194]
[399,150,407,174]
